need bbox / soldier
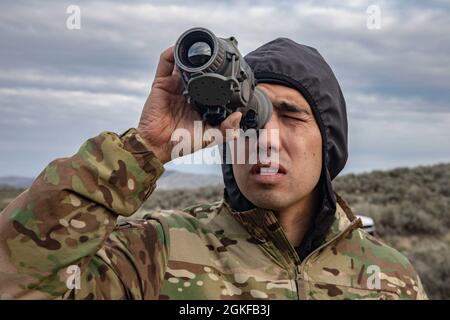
[0,38,427,300]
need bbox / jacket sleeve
[413,272,429,300]
[0,128,169,299]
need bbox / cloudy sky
[0,0,449,178]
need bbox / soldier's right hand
[137,46,242,164]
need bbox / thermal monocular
[174,27,273,130]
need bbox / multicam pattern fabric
[0,129,428,300]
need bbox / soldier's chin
[246,191,289,211]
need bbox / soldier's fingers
[155,46,175,78]
[172,64,181,76]
[217,112,243,145]
[220,112,242,133]
[198,112,240,149]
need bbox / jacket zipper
[295,264,307,299]
[292,219,362,299]
[254,208,362,299]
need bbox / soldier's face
[232,83,323,210]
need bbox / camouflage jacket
[0,129,428,300]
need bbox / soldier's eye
[282,115,306,122]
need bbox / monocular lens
[187,41,212,67]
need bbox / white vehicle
[356,215,375,235]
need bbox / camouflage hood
[221,38,348,259]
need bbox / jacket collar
[220,192,362,258]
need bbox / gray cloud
[0,0,449,177]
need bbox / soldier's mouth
[249,162,286,184]
[250,162,287,175]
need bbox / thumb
[202,112,242,149]
[220,111,242,130]
[220,111,242,141]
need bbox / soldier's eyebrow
[272,101,310,116]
